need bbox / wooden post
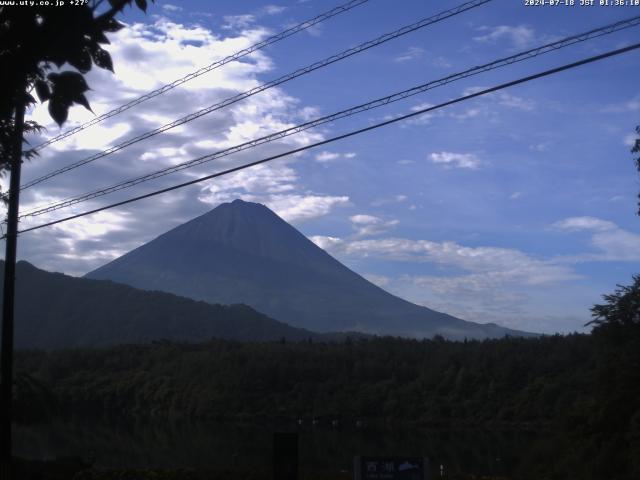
[274,432,298,480]
[1,98,26,477]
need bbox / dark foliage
[589,275,640,330]
[586,276,640,480]
[0,0,154,186]
[16,335,593,426]
[12,332,639,479]
[12,276,640,479]
[3,261,326,349]
[633,125,640,214]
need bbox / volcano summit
[86,200,534,340]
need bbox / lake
[14,417,548,478]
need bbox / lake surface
[14,418,545,478]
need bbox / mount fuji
[86,199,534,340]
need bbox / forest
[13,277,640,480]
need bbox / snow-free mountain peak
[86,200,536,340]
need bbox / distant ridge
[86,200,536,340]
[3,260,348,349]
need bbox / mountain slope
[3,260,328,349]
[86,200,535,339]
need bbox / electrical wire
[19,15,640,219]
[28,0,372,153]
[21,0,493,191]
[11,42,640,238]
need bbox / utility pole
[1,96,26,477]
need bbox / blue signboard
[354,456,430,480]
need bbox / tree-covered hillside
[16,335,591,424]
[13,274,640,479]
[4,260,325,348]
[15,324,640,479]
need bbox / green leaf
[34,80,51,102]
[50,71,89,95]
[135,0,147,12]
[103,18,124,33]
[94,30,111,45]
[91,46,113,72]
[48,71,91,123]
[74,93,92,112]
[68,50,93,74]
[48,99,69,126]
[107,0,131,8]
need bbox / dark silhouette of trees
[586,277,640,480]
[13,330,640,479]
[0,1,154,473]
[589,275,640,330]
[633,125,640,214]
[1,0,154,167]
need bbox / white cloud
[297,105,321,121]
[394,46,425,62]
[371,194,407,207]
[408,273,531,324]
[431,56,451,68]
[315,151,340,162]
[411,280,586,334]
[314,151,356,163]
[197,162,349,223]
[497,92,535,111]
[411,102,434,112]
[529,142,551,152]
[305,23,323,37]
[349,214,399,237]
[509,191,522,200]
[403,102,442,126]
[261,194,349,223]
[198,162,299,201]
[309,235,344,251]
[362,274,391,288]
[162,4,182,12]
[450,108,482,120]
[350,214,380,225]
[309,234,589,333]
[552,217,640,262]
[222,14,256,30]
[462,87,534,111]
[53,210,132,242]
[316,236,578,285]
[602,97,640,113]
[263,5,286,15]
[473,25,535,48]
[590,229,640,261]
[18,17,347,273]
[551,216,617,232]
[429,151,481,169]
[624,133,637,147]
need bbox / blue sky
[9,0,640,334]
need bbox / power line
[20,14,639,217]
[21,0,493,191]
[28,0,371,153]
[19,15,640,219]
[12,42,640,238]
